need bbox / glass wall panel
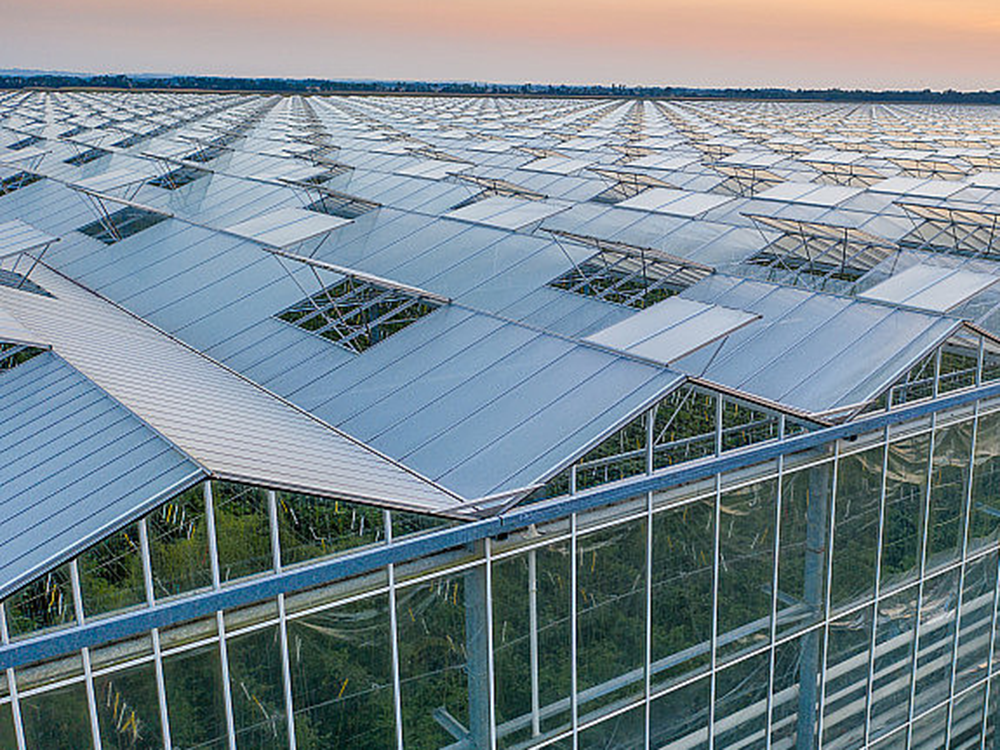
[93,661,162,750]
[777,463,831,637]
[162,641,228,750]
[288,595,394,750]
[19,680,91,750]
[870,727,908,750]
[969,410,1000,553]
[914,567,960,715]
[770,627,824,749]
[717,479,776,661]
[147,484,212,599]
[822,605,873,750]
[986,675,999,750]
[578,703,644,750]
[830,446,883,610]
[277,493,383,568]
[3,563,75,639]
[78,522,146,619]
[648,676,709,750]
[212,481,273,583]
[0,701,15,750]
[955,551,998,693]
[870,586,917,739]
[391,510,452,540]
[576,517,647,717]
[927,420,973,571]
[492,543,571,747]
[226,624,287,749]
[881,433,929,592]
[713,650,769,749]
[650,498,713,689]
[949,683,987,750]
[397,571,480,750]
[911,704,947,750]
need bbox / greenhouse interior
[4,92,1000,749]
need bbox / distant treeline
[3,73,1000,103]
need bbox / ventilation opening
[0,172,42,196]
[64,148,108,167]
[277,277,442,354]
[1,342,45,373]
[147,166,208,191]
[182,144,227,164]
[60,125,88,139]
[0,269,52,296]
[78,207,168,245]
[547,232,712,309]
[306,192,379,220]
[8,135,43,151]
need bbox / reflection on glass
[911,704,947,750]
[147,485,212,598]
[777,464,831,637]
[93,661,162,750]
[831,447,883,610]
[649,677,709,750]
[79,522,145,619]
[717,479,776,661]
[576,518,647,717]
[949,682,986,750]
[870,587,916,739]
[579,703,644,749]
[881,434,929,592]
[3,563,75,639]
[492,543,571,747]
[397,572,477,750]
[714,650,769,749]
[19,680,91,749]
[288,595,394,749]
[771,628,824,749]
[955,551,997,693]
[227,624,288,749]
[651,499,713,687]
[914,568,959,714]
[278,493,383,567]
[969,410,1000,552]
[163,641,228,750]
[213,481,273,583]
[927,420,973,571]
[822,606,872,750]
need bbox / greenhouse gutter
[4,378,1000,671]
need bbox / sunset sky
[1,0,997,89]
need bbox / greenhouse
[3,91,1000,749]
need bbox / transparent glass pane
[831,446,883,610]
[288,595,394,749]
[771,628,824,749]
[955,551,997,693]
[163,641,228,750]
[579,703,644,749]
[3,563,75,639]
[649,676,709,749]
[0,701,15,749]
[717,479,776,661]
[213,481,273,584]
[93,660,163,750]
[278,493,383,568]
[713,650,769,749]
[576,517,647,718]
[651,499,713,688]
[822,605,873,750]
[927,420,973,571]
[911,704,947,750]
[870,586,917,739]
[914,567,960,715]
[949,682,987,750]
[881,433,929,592]
[391,510,452,540]
[492,543,571,748]
[968,410,1000,553]
[226,624,288,749]
[19,681,91,749]
[777,463,832,637]
[78,522,146,619]
[397,571,481,750]
[147,484,213,599]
